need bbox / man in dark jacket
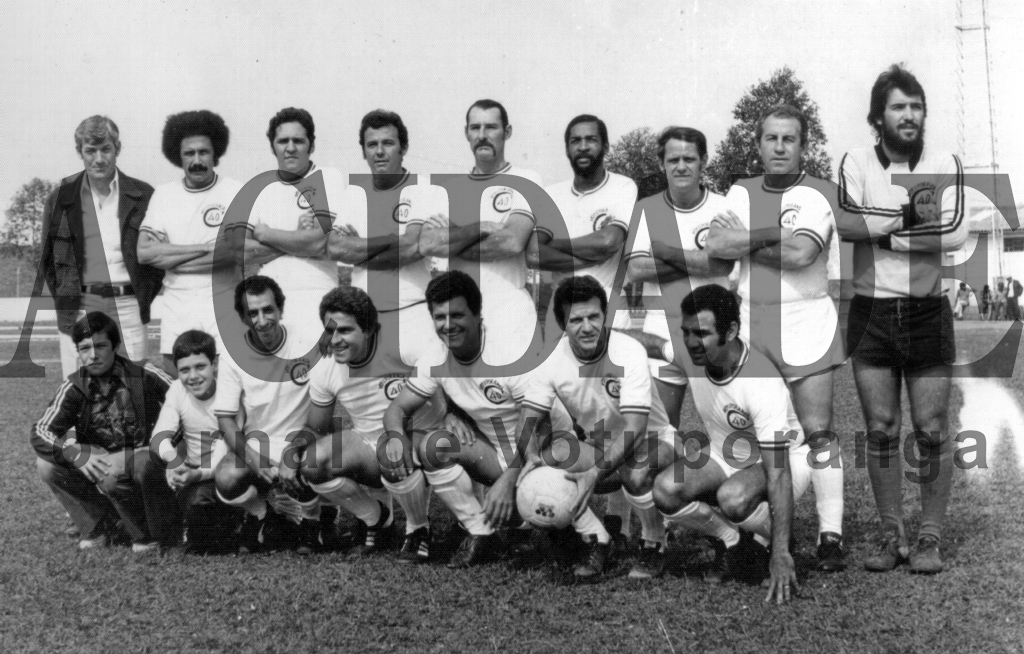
[40,115,163,378]
[32,312,177,552]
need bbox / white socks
[308,477,381,526]
[663,501,740,548]
[624,490,666,546]
[735,502,772,548]
[812,456,844,539]
[605,489,632,535]
[217,486,267,520]
[573,508,611,544]
[363,484,395,528]
[425,465,493,536]
[382,470,431,534]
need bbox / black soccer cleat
[347,502,393,558]
[447,533,498,569]
[574,535,612,579]
[238,513,266,555]
[398,526,432,564]
[816,532,847,572]
[295,519,324,555]
[628,540,666,580]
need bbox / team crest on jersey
[602,374,621,399]
[779,205,800,229]
[393,200,411,224]
[694,225,710,249]
[479,379,506,404]
[379,374,407,400]
[287,358,311,386]
[296,187,317,210]
[724,403,752,430]
[591,209,613,231]
[202,204,226,227]
[492,190,513,213]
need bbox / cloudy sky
[2,0,1021,223]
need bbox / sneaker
[574,535,612,579]
[816,532,847,572]
[603,515,629,553]
[131,541,160,554]
[628,540,666,580]
[909,536,943,574]
[398,526,432,564]
[864,529,909,572]
[295,519,323,556]
[446,533,498,569]
[78,529,110,551]
[238,513,266,555]
[348,503,392,558]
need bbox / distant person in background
[953,283,970,320]
[41,115,162,378]
[980,285,991,320]
[994,282,1007,320]
[1007,276,1022,321]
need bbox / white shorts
[159,286,237,355]
[707,442,812,501]
[59,295,147,378]
[741,297,845,380]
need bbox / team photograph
[1,1,1022,652]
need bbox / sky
[2,0,1022,228]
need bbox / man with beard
[535,115,640,544]
[419,99,542,354]
[836,64,967,573]
[139,111,244,374]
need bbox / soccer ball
[516,466,579,530]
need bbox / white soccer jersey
[727,174,834,307]
[338,171,442,311]
[308,333,445,434]
[214,328,313,461]
[248,164,346,294]
[153,380,223,470]
[543,171,638,295]
[523,331,671,441]
[676,340,803,463]
[626,188,734,315]
[404,329,532,456]
[837,145,967,298]
[140,175,244,292]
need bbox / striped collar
[761,172,805,194]
[572,170,609,197]
[470,162,512,180]
[244,326,288,356]
[182,174,218,194]
[664,186,708,213]
[452,326,486,365]
[569,328,610,365]
[276,162,317,185]
[705,339,749,386]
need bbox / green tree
[705,67,832,194]
[605,127,668,198]
[3,178,56,260]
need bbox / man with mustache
[836,64,968,574]
[41,115,162,378]
[535,114,639,545]
[138,110,244,374]
[418,99,543,355]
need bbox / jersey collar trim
[761,172,805,194]
[348,331,378,369]
[663,187,708,213]
[182,174,218,194]
[874,143,923,172]
[244,326,289,356]
[372,169,410,192]
[276,162,317,185]
[469,162,512,180]
[705,339,749,386]
[453,326,486,365]
[572,170,610,197]
[569,329,610,364]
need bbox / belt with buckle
[81,284,135,298]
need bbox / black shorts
[846,295,955,370]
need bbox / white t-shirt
[153,379,224,470]
[214,328,313,457]
[523,330,671,440]
[248,164,346,293]
[726,174,834,306]
[627,188,734,317]
[337,171,442,311]
[308,333,445,434]
[543,171,638,295]
[141,175,244,293]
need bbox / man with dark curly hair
[138,110,244,374]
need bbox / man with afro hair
[138,110,244,374]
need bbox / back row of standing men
[34,64,967,601]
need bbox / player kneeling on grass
[383,271,568,569]
[516,275,678,580]
[213,276,327,554]
[298,287,444,562]
[149,330,241,553]
[32,312,177,553]
[642,285,809,603]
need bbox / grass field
[1,324,1023,653]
